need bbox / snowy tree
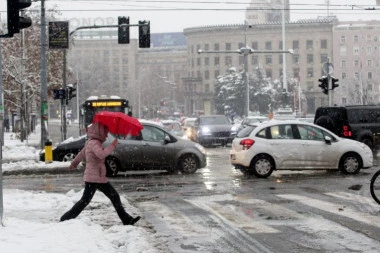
[1,6,68,136]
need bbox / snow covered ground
[1,127,166,253]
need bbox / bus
[79,95,132,135]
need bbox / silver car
[104,120,207,176]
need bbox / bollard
[44,140,53,163]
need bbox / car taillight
[240,139,255,150]
[342,125,352,137]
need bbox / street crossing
[137,191,380,253]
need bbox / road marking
[277,194,380,226]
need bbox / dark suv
[314,105,380,150]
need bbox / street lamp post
[198,47,293,117]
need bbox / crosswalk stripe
[277,194,380,226]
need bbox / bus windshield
[79,95,131,135]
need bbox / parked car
[230,120,373,178]
[40,120,207,176]
[40,135,87,162]
[235,115,269,133]
[161,119,185,137]
[192,115,237,146]
[314,105,380,150]
[182,117,197,139]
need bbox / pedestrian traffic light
[118,16,129,44]
[318,76,328,95]
[138,20,150,48]
[7,0,33,37]
[332,77,339,90]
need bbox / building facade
[184,19,335,115]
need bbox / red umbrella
[92,111,143,136]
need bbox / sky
[35,0,380,35]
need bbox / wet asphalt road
[3,147,380,252]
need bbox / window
[279,55,283,64]
[355,72,359,79]
[141,126,165,142]
[214,57,220,66]
[297,125,325,141]
[205,83,210,93]
[293,68,298,78]
[293,40,299,49]
[279,41,283,50]
[269,125,293,139]
[205,44,209,51]
[321,54,328,63]
[214,70,220,78]
[307,68,313,77]
[368,60,372,67]
[306,40,313,49]
[226,43,231,50]
[265,41,272,50]
[252,55,258,65]
[368,72,373,79]
[340,46,347,56]
[225,56,232,65]
[214,43,219,51]
[307,54,313,64]
[353,47,359,55]
[265,55,272,64]
[367,35,372,42]
[205,70,210,80]
[321,39,327,49]
[354,35,359,42]
[342,72,346,79]
[239,55,244,65]
[293,54,299,64]
[196,44,201,51]
[205,57,209,66]
[354,60,359,67]
[340,36,346,43]
[341,60,346,68]
[367,46,372,54]
[197,57,201,66]
[239,42,244,49]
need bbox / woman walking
[60,122,140,225]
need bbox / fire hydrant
[44,140,53,163]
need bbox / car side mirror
[324,135,332,145]
[164,134,171,144]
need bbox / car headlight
[194,143,207,154]
[201,126,211,135]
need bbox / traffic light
[118,16,129,44]
[332,77,339,90]
[53,89,66,100]
[318,76,328,95]
[138,20,150,48]
[67,86,76,100]
[7,0,33,37]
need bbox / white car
[230,120,373,178]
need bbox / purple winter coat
[69,122,116,183]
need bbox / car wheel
[362,138,374,151]
[105,156,120,177]
[339,152,361,174]
[251,154,274,178]
[178,154,198,174]
[62,153,76,162]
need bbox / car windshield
[200,116,229,125]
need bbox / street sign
[53,89,66,99]
[48,21,69,49]
[322,62,334,75]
